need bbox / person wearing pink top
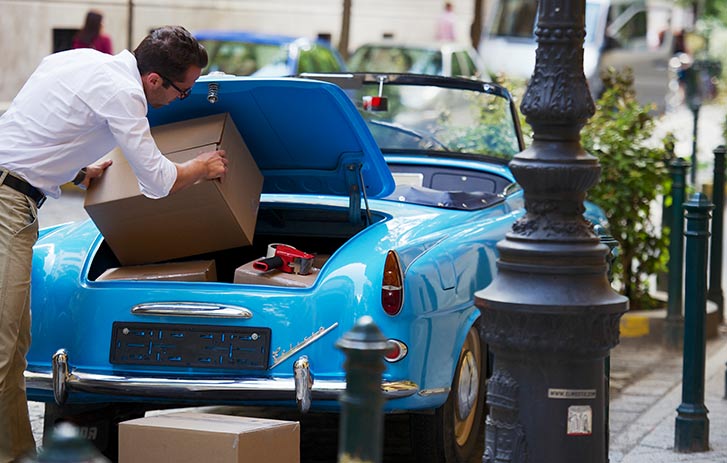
[72,10,113,54]
[436,2,456,42]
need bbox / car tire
[410,322,487,463]
[43,402,146,460]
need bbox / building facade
[0,0,479,102]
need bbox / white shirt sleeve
[95,89,178,199]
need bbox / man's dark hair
[134,26,207,82]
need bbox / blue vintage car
[195,30,347,77]
[25,73,609,462]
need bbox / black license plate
[110,322,271,370]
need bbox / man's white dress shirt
[0,48,177,199]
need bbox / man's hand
[79,159,113,190]
[196,149,228,180]
[170,149,228,194]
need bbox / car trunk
[87,202,387,285]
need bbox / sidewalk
[608,324,727,462]
[605,99,727,462]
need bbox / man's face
[145,66,202,109]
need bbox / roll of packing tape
[266,243,295,258]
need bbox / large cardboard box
[97,260,217,282]
[118,412,300,463]
[85,114,263,265]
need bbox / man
[0,25,227,461]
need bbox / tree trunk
[470,0,484,50]
[339,0,352,61]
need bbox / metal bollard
[665,158,690,349]
[22,422,109,462]
[335,316,390,463]
[680,62,702,185]
[707,145,725,322]
[657,142,678,292]
[675,193,713,453]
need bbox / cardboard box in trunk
[97,260,217,282]
[118,412,300,463]
[234,260,320,287]
[85,113,263,265]
[233,254,329,287]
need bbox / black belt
[1,171,46,207]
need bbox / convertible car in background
[25,72,610,462]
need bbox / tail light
[381,250,404,316]
[385,339,408,362]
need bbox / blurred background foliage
[581,69,672,310]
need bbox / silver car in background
[348,41,486,78]
[478,0,679,111]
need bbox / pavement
[607,97,727,463]
[608,322,727,462]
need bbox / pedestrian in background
[436,2,456,42]
[0,25,227,462]
[72,9,113,54]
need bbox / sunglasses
[158,73,192,100]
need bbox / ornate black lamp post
[474,0,628,460]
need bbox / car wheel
[410,322,487,463]
[43,402,146,460]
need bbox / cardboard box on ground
[118,412,300,463]
[85,113,263,267]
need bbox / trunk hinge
[344,162,371,226]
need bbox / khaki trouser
[0,178,38,462]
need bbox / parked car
[478,0,677,110]
[195,30,346,76]
[25,72,609,462]
[347,41,485,78]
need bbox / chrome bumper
[25,349,418,408]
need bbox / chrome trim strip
[270,322,338,369]
[131,302,253,319]
[418,387,450,396]
[25,369,418,402]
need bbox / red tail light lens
[382,250,404,316]
[385,339,408,362]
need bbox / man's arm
[170,149,228,194]
[78,150,227,194]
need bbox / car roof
[352,41,476,52]
[146,76,395,199]
[194,30,324,47]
